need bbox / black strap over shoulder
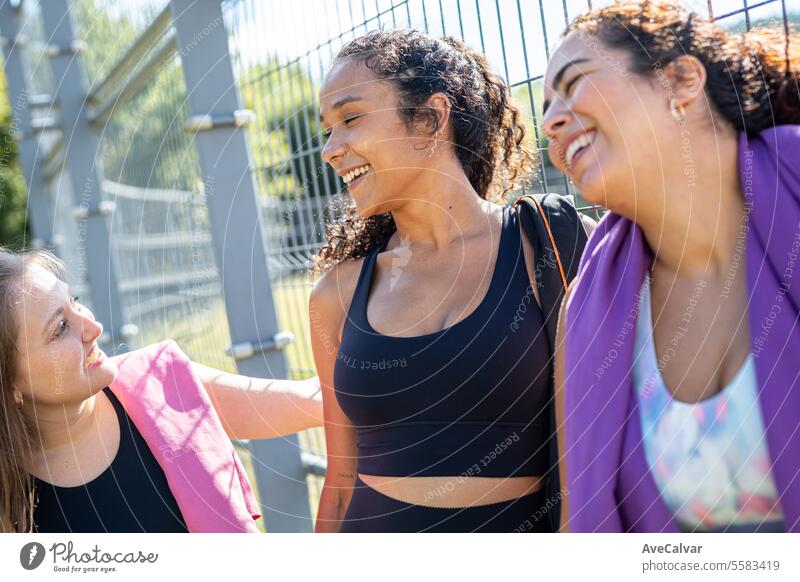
[514,193,587,347]
[513,192,589,532]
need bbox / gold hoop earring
[670,98,686,123]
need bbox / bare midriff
[358,474,543,508]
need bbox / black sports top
[334,205,552,478]
[33,388,188,533]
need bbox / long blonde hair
[0,247,63,532]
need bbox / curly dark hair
[313,29,535,272]
[564,0,800,135]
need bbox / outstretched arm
[192,363,323,440]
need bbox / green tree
[239,58,339,202]
[73,0,200,191]
[512,80,551,169]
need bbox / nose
[541,97,572,140]
[541,98,573,168]
[79,308,103,344]
[321,131,347,166]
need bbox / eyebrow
[542,58,590,115]
[319,95,364,124]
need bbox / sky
[219,0,789,86]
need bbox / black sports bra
[334,205,552,478]
[33,388,188,533]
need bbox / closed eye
[322,114,363,139]
[564,73,583,96]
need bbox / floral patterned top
[633,277,784,532]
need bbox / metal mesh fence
[68,0,237,372]
[17,0,52,96]
[14,0,94,308]
[73,0,171,86]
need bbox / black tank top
[334,205,552,478]
[33,388,188,533]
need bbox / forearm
[315,484,349,533]
[193,363,323,439]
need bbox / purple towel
[563,126,800,532]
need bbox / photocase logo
[20,542,46,570]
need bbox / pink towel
[109,340,261,532]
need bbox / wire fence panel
[17,0,53,97]
[13,0,95,309]
[70,3,237,372]
[47,165,94,308]
[71,0,172,86]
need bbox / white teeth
[565,132,596,166]
[342,164,370,184]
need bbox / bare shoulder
[579,212,598,238]
[309,258,366,341]
[515,205,542,307]
[310,258,364,310]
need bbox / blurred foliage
[239,59,339,201]
[0,66,30,248]
[72,0,140,87]
[512,80,551,170]
[73,0,336,201]
[72,0,201,191]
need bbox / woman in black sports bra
[312,29,594,532]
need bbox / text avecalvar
[642,544,702,554]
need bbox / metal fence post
[169,0,313,532]
[0,2,57,253]
[39,0,130,354]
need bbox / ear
[665,55,707,108]
[422,92,452,137]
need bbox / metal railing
[2,0,795,532]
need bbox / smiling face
[13,264,117,407]
[319,58,440,217]
[542,32,683,216]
